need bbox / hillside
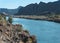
[16,0,60,15]
[0,14,37,43]
[0,6,22,15]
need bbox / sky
[0,0,58,9]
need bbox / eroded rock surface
[0,24,37,43]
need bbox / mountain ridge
[16,0,60,15]
[0,6,22,15]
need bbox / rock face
[0,14,37,43]
[16,0,60,15]
[0,24,37,43]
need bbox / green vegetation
[0,14,7,26]
[8,16,13,24]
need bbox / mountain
[0,6,22,15]
[16,0,60,15]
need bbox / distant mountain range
[0,6,22,15]
[16,0,60,15]
[1,0,60,15]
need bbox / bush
[8,16,12,24]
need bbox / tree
[8,16,12,24]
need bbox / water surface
[12,18,60,43]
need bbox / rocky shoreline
[13,15,60,23]
[0,24,37,43]
[0,14,37,43]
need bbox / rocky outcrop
[0,14,37,43]
[0,24,37,43]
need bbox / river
[12,18,60,43]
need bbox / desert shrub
[8,16,12,24]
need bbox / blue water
[12,18,60,43]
